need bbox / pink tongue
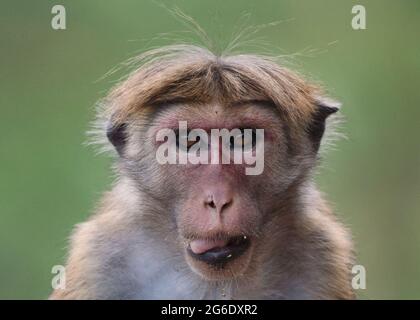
[190,239,229,254]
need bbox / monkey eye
[229,129,257,151]
[175,130,200,152]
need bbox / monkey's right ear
[307,97,341,151]
[106,122,128,155]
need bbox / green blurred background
[1,0,419,299]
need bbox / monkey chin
[184,235,254,281]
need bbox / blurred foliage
[0,0,419,299]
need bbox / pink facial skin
[138,101,288,279]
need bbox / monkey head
[101,45,339,281]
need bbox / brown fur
[103,45,319,128]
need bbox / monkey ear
[106,122,128,155]
[307,97,340,151]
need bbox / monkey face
[115,101,317,281]
[102,48,339,283]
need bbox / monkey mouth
[187,235,250,267]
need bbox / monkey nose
[204,193,233,214]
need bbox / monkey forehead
[146,101,283,132]
[103,45,321,127]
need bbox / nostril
[205,195,217,209]
[221,200,232,212]
[208,200,216,209]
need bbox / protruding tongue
[190,239,229,254]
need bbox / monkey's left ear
[307,97,341,151]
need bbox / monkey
[50,44,355,300]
